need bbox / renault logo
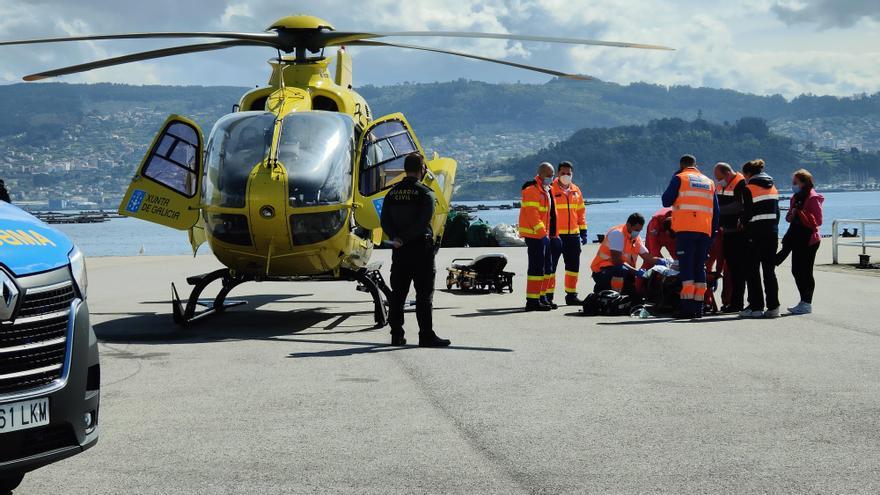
[0,270,19,321]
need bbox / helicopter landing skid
[171,268,250,326]
[344,264,392,329]
[169,265,392,328]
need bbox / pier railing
[832,219,880,264]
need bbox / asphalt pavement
[15,243,880,494]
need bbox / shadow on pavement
[93,294,378,344]
[453,307,525,318]
[279,337,513,358]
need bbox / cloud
[0,0,876,97]
[771,0,880,28]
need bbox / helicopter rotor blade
[22,39,273,81]
[323,31,673,51]
[347,40,591,81]
[0,31,280,47]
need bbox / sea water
[52,191,880,257]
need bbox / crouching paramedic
[520,162,557,311]
[662,154,720,319]
[645,207,676,259]
[590,213,658,297]
[549,161,588,306]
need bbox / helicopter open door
[119,115,204,230]
[353,113,426,230]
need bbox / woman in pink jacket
[777,169,824,314]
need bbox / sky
[0,0,877,97]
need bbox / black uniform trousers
[746,234,780,311]
[722,231,747,309]
[389,242,435,335]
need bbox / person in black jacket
[380,153,451,348]
[740,159,781,319]
[0,179,10,203]
[713,162,747,312]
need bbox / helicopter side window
[359,120,417,196]
[203,112,275,209]
[142,122,199,197]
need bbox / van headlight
[69,246,88,299]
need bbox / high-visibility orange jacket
[518,176,552,239]
[671,167,716,235]
[591,224,644,273]
[550,179,587,236]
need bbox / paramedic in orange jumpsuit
[645,207,676,259]
[548,161,589,306]
[519,162,557,311]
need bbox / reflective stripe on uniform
[679,190,714,199]
[750,213,777,222]
[674,204,714,214]
[751,194,779,203]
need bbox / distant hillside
[457,117,880,199]
[0,81,877,205]
[359,79,880,150]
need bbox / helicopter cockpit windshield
[203,111,275,208]
[278,112,354,207]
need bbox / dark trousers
[746,235,779,311]
[722,232,747,309]
[550,234,582,295]
[791,240,820,304]
[525,237,552,300]
[389,243,435,335]
[592,265,636,296]
[676,232,712,314]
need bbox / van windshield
[278,112,354,207]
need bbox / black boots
[541,295,558,310]
[418,331,451,347]
[391,331,450,347]
[525,300,552,312]
[565,293,583,306]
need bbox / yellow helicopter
[1,15,671,326]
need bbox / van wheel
[0,472,24,494]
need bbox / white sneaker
[788,302,812,315]
[763,307,780,318]
[739,308,763,318]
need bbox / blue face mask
[541,176,553,187]
[792,185,801,194]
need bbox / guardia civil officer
[380,152,451,347]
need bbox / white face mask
[559,175,572,186]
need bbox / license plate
[0,397,50,434]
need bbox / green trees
[457,117,880,199]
